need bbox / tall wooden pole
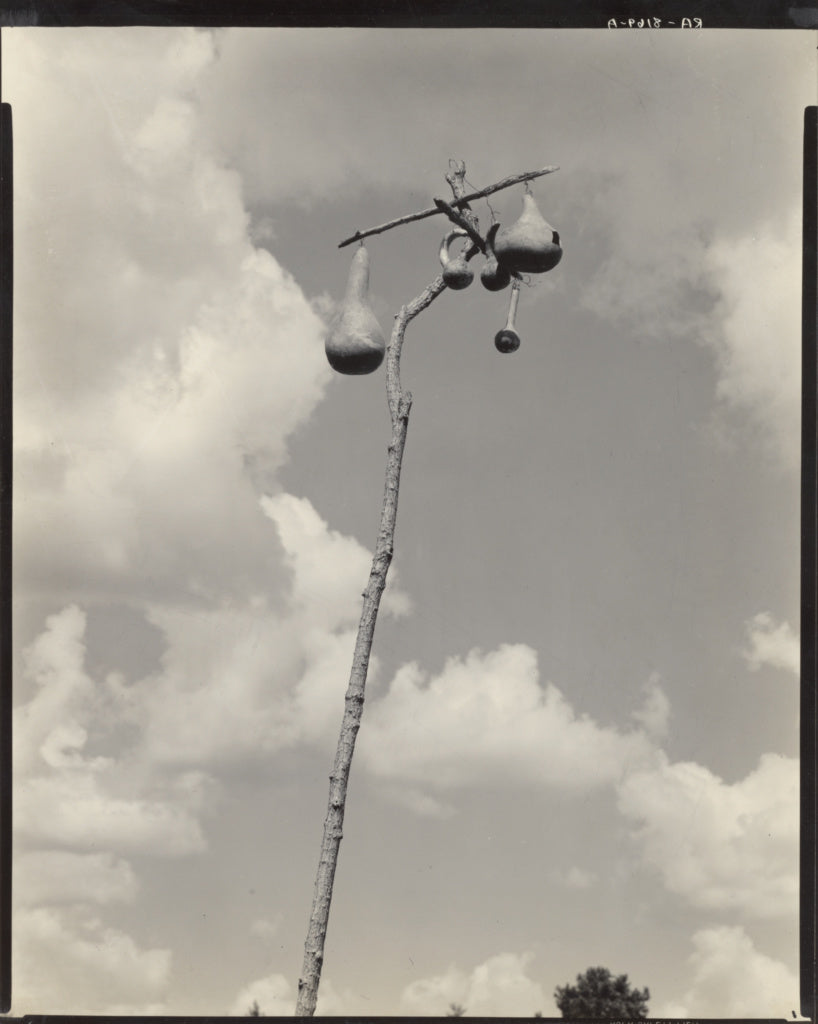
[294,269,446,1015]
[295,161,526,1014]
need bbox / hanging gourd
[480,223,512,292]
[495,279,521,354]
[494,191,562,274]
[325,244,386,375]
[439,227,474,290]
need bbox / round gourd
[439,228,474,291]
[494,328,520,353]
[480,224,512,292]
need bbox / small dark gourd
[495,280,521,354]
[494,192,562,274]
[439,228,474,290]
[480,223,512,292]
[325,245,386,375]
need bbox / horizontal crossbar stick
[337,165,559,248]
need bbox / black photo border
[0,4,814,1020]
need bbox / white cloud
[704,210,802,467]
[9,28,331,610]
[743,611,800,675]
[12,605,202,1015]
[400,952,547,1017]
[14,851,138,907]
[7,24,414,784]
[197,31,811,229]
[16,773,207,857]
[658,925,798,1018]
[262,493,412,624]
[135,602,324,765]
[14,604,98,775]
[590,202,802,468]
[229,972,345,1016]
[617,751,798,917]
[230,973,294,1015]
[15,245,329,606]
[14,606,209,857]
[359,644,662,794]
[135,494,410,767]
[12,906,171,1014]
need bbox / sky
[4,25,815,1018]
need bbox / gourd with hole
[325,245,386,375]
[495,280,521,354]
[480,223,512,292]
[439,228,474,290]
[494,192,562,274]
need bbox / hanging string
[465,173,499,225]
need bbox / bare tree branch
[433,197,487,252]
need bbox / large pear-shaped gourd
[494,193,562,274]
[325,245,386,375]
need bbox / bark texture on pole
[294,164,474,1017]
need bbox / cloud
[743,611,800,675]
[10,28,331,610]
[399,952,547,1017]
[15,497,414,848]
[198,31,810,222]
[14,606,209,856]
[230,973,295,1015]
[15,245,329,606]
[12,603,204,1014]
[359,644,662,795]
[136,494,410,767]
[703,210,802,467]
[262,493,412,624]
[12,906,171,1014]
[587,198,802,470]
[16,773,207,857]
[229,972,345,1016]
[14,604,99,775]
[135,601,345,765]
[617,751,797,917]
[195,29,811,404]
[14,851,138,907]
[658,925,798,1017]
